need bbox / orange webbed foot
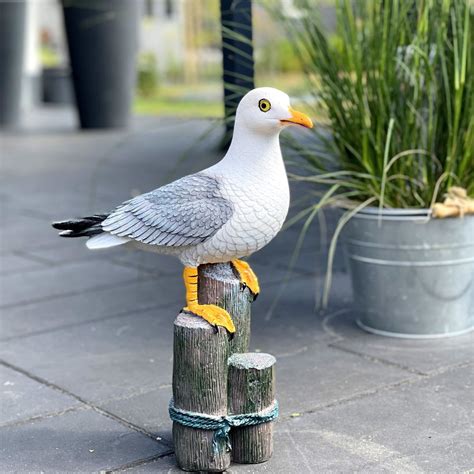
[231,259,260,297]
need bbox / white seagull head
[234,87,313,135]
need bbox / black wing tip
[52,214,109,237]
[52,220,72,230]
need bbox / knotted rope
[432,186,474,218]
[169,398,279,453]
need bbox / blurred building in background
[18,0,335,118]
[35,0,222,86]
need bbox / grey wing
[101,174,233,247]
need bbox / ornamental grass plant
[273,0,473,306]
[281,0,473,213]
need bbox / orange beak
[281,107,313,129]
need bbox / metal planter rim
[343,208,474,339]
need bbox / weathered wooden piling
[228,352,276,464]
[172,313,230,472]
[198,262,253,354]
[172,263,253,472]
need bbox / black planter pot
[0,0,26,128]
[62,0,140,129]
[42,67,74,105]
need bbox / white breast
[179,140,290,266]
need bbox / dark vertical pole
[0,0,26,128]
[220,0,255,144]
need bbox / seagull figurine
[52,87,313,333]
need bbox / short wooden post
[228,352,276,464]
[172,263,253,471]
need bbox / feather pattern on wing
[102,174,233,247]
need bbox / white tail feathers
[86,233,130,249]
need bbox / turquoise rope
[168,399,279,453]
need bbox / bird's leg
[231,259,260,297]
[182,266,236,333]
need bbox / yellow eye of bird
[258,98,271,113]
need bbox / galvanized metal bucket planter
[342,208,474,338]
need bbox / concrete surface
[0,107,473,473]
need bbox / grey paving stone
[6,188,127,224]
[0,365,79,426]
[251,242,332,277]
[251,261,308,286]
[0,212,57,252]
[250,272,352,354]
[1,171,99,209]
[100,384,173,443]
[266,364,473,473]
[2,194,95,223]
[123,454,181,473]
[101,118,220,172]
[88,145,220,199]
[3,116,220,223]
[0,277,182,340]
[108,251,184,277]
[1,161,135,223]
[326,310,474,374]
[0,253,46,275]
[0,408,168,472]
[17,104,76,131]
[1,125,123,176]
[20,238,121,265]
[0,309,175,404]
[124,435,365,474]
[271,340,413,416]
[0,260,148,308]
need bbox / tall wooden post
[228,352,276,463]
[198,263,253,354]
[172,313,230,472]
[172,263,253,471]
[220,0,255,142]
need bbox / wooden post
[198,262,253,354]
[228,352,276,464]
[172,263,253,471]
[172,313,230,472]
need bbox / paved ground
[1,107,473,473]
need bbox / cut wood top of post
[228,352,276,370]
[175,312,215,331]
[199,262,238,283]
